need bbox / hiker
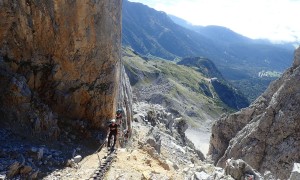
[116,109,122,121]
[107,119,119,150]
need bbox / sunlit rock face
[209,47,300,180]
[0,0,124,138]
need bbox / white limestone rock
[289,163,300,180]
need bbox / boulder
[142,171,151,179]
[174,118,188,135]
[143,145,158,159]
[73,155,82,164]
[133,113,144,122]
[146,137,161,154]
[173,163,179,170]
[66,159,76,168]
[147,110,158,126]
[224,159,262,180]
[263,171,275,180]
[212,167,231,180]
[159,160,170,171]
[194,171,210,180]
[289,163,300,180]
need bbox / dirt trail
[44,142,183,180]
[105,148,183,180]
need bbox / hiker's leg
[112,133,117,148]
[107,133,112,147]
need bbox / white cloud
[128,0,300,42]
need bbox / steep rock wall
[118,65,133,138]
[0,0,125,138]
[208,47,300,179]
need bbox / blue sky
[128,0,300,43]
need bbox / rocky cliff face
[208,47,300,179]
[0,0,125,138]
[119,65,133,135]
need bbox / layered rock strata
[209,47,300,179]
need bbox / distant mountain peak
[122,0,294,101]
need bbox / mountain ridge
[123,0,294,73]
[122,0,294,101]
[169,14,298,50]
[169,15,252,45]
[122,0,219,60]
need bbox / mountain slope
[208,47,300,179]
[177,57,224,80]
[122,48,249,127]
[122,0,220,61]
[177,57,249,110]
[123,48,222,124]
